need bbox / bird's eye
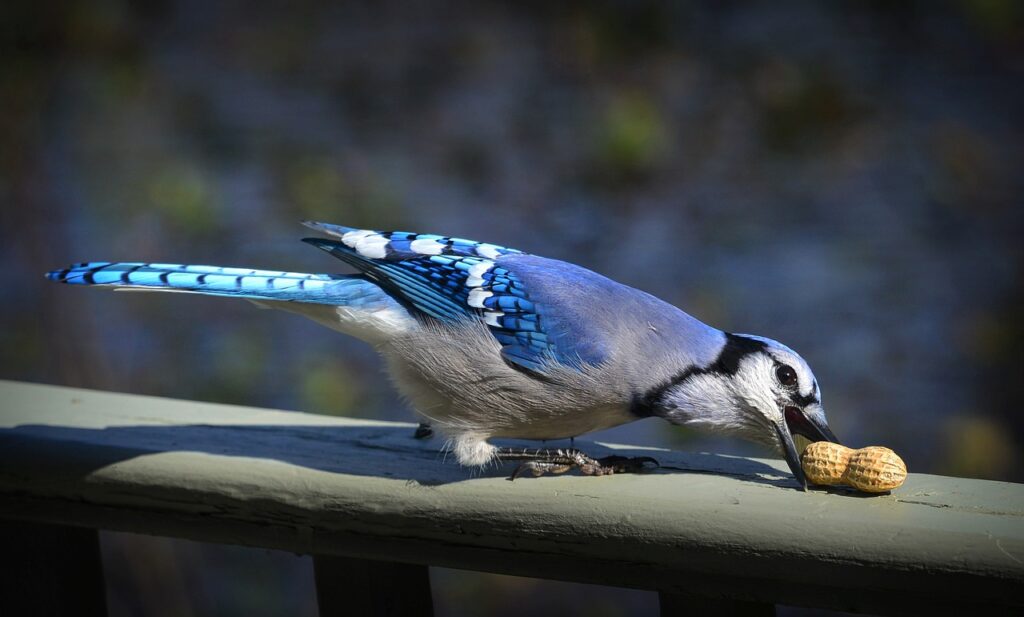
[776,365,798,388]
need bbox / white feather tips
[409,238,445,255]
[341,229,375,248]
[335,228,512,262]
[465,261,493,287]
[354,234,389,259]
[475,244,502,259]
[467,288,493,308]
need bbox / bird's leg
[496,447,658,480]
[413,422,433,439]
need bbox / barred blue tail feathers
[45,262,374,304]
[45,261,418,342]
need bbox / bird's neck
[639,373,745,431]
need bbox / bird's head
[645,333,840,489]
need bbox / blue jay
[47,222,840,488]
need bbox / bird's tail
[45,261,417,341]
[45,261,375,304]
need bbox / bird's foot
[413,422,433,439]
[497,447,658,480]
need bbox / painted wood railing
[0,380,1021,616]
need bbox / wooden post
[660,592,775,617]
[314,555,433,617]
[0,521,107,617]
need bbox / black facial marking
[707,333,768,376]
[790,391,818,408]
[630,366,699,417]
[630,333,767,418]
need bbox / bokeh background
[2,1,1022,616]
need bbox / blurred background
[2,1,1021,615]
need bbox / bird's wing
[302,222,595,373]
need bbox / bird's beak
[784,405,840,444]
[775,421,808,490]
[777,406,842,491]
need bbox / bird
[46,221,840,488]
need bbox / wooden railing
[0,380,1021,616]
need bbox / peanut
[800,442,907,493]
[843,447,907,492]
[800,441,851,486]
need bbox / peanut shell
[842,446,907,493]
[801,441,853,486]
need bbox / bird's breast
[381,322,638,440]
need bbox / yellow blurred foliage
[596,94,669,176]
[300,358,361,417]
[289,159,347,219]
[148,164,217,233]
[943,415,1018,480]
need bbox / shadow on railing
[0,423,798,488]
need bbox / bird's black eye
[776,365,798,388]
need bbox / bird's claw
[505,449,659,481]
[509,461,576,480]
[585,455,660,475]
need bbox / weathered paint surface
[0,380,1021,615]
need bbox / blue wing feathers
[302,229,581,373]
[302,221,521,261]
[500,345,549,373]
[303,238,481,322]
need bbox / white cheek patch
[794,363,815,399]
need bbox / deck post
[314,555,433,617]
[660,592,775,616]
[0,521,107,617]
